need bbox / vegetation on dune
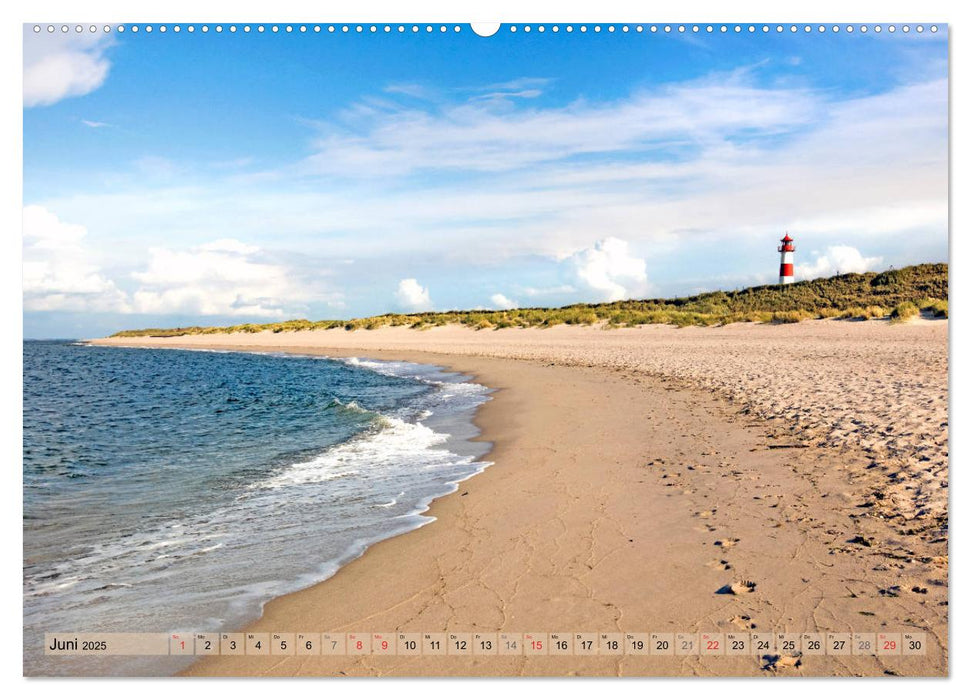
[916,297,948,318]
[110,263,948,338]
[890,301,920,324]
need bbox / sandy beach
[91,319,949,676]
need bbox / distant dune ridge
[110,263,947,338]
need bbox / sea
[22,341,492,676]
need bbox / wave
[326,397,371,415]
[250,415,463,490]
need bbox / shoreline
[89,321,948,677]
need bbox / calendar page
[22,14,949,680]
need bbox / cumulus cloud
[23,205,130,312]
[395,278,433,312]
[566,237,651,302]
[24,30,113,108]
[489,293,518,310]
[130,239,313,318]
[22,206,344,319]
[796,245,884,280]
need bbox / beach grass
[917,297,949,318]
[110,262,947,338]
[890,301,920,324]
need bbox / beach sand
[91,319,948,676]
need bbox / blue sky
[23,23,948,338]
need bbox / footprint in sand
[707,559,733,571]
[713,537,739,549]
[729,614,756,629]
[716,580,757,595]
[762,654,802,671]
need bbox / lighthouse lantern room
[778,233,795,285]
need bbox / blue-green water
[23,341,490,676]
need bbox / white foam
[332,398,370,414]
[251,416,455,490]
[375,491,406,508]
[339,357,489,395]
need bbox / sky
[22,23,948,338]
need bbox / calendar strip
[45,631,926,656]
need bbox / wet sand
[91,319,948,676]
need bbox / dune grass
[890,301,920,324]
[916,297,949,318]
[110,263,948,338]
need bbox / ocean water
[22,341,491,676]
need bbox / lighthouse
[778,233,795,285]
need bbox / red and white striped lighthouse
[778,232,795,285]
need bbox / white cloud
[521,285,576,297]
[134,155,183,180]
[22,205,130,312]
[788,202,946,237]
[23,30,113,108]
[23,205,339,318]
[796,245,884,280]
[566,237,651,302]
[81,119,111,128]
[384,83,434,99]
[197,238,260,255]
[489,293,518,310]
[301,71,817,176]
[477,77,551,93]
[214,76,940,272]
[394,278,432,312]
[42,77,946,268]
[470,77,551,102]
[29,73,947,318]
[130,240,317,318]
